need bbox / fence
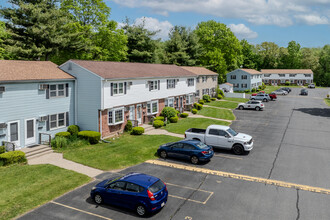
[225,92,246,98]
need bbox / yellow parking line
[146,160,330,195]
[168,195,206,204]
[50,201,113,220]
[213,154,243,160]
[166,182,212,193]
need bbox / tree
[240,39,259,69]
[286,41,301,69]
[0,0,83,60]
[256,42,280,69]
[0,21,8,59]
[315,45,330,87]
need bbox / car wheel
[251,98,255,100]
[282,93,285,95]
[239,105,244,110]
[232,144,244,155]
[190,156,199,164]
[255,106,260,111]
[263,98,267,102]
[94,194,103,205]
[136,204,147,217]
[160,150,167,159]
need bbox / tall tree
[300,48,320,70]
[286,41,301,69]
[315,45,330,87]
[240,39,259,69]
[256,42,280,69]
[0,21,8,59]
[0,0,83,60]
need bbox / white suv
[238,100,264,111]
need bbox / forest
[0,0,329,86]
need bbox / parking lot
[19,88,330,220]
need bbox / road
[19,88,330,220]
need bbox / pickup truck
[185,125,253,155]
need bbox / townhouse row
[0,60,218,149]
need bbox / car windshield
[149,180,165,193]
[106,176,123,185]
[196,142,209,149]
[227,128,238,136]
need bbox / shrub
[153,120,164,128]
[169,116,179,123]
[55,132,71,138]
[244,89,250,93]
[154,116,165,121]
[262,82,266,90]
[193,103,203,110]
[161,107,177,119]
[211,98,216,101]
[0,146,5,154]
[176,110,180,115]
[131,127,144,135]
[285,81,290,86]
[67,125,80,136]
[180,113,189,118]
[199,100,205,105]
[78,131,101,144]
[203,94,211,101]
[217,94,223,99]
[218,89,224,97]
[192,109,198,114]
[125,120,133,132]
[51,136,68,149]
[0,151,26,166]
[251,88,256,92]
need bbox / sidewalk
[187,111,233,123]
[144,128,184,138]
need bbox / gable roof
[261,69,313,74]
[69,60,196,79]
[0,60,74,82]
[181,66,218,76]
[239,68,261,75]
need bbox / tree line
[0,0,329,86]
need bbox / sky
[0,0,329,48]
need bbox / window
[172,143,183,149]
[264,79,268,83]
[251,75,254,79]
[187,78,194,87]
[186,94,194,105]
[230,75,236,80]
[304,74,311,77]
[165,97,174,107]
[147,100,158,115]
[279,74,285,77]
[264,74,271,77]
[183,144,195,150]
[109,181,126,191]
[126,182,144,193]
[212,76,217,82]
[202,76,207,82]
[108,108,124,125]
[241,75,247,79]
[50,113,66,130]
[289,74,296,77]
[209,129,220,136]
[241,84,247,88]
[113,82,124,95]
[281,79,285,83]
[196,90,200,97]
[202,89,210,95]
[49,84,65,98]
[149,81,158,91]
[233,83,239,88]
[167,79,175,89]
[196,77,200,83]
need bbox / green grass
[222,97,249,103]
[0,164,90,220]
[163,118,230,134]
[57,134,182,170]
[324,98,330,106]
[206,101,239,109]
[198,107,235,120]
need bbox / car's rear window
[196,142,209,149]
[148,180,165,193]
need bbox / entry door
[8,121,20,147]
[136,104,142,124]
[25,118,36,146]
[129,105,135,120]
[180,97,183,108]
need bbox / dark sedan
[300,89,308,95]
[157,140,214,164]
[281,87,291,93]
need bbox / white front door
[137,104,142,124]
[129,105,135,120]
[8,120,20,147]
[25,118,36,146]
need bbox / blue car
[90,173,168,216]
[157,140,214,164]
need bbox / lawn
[163,118,230,134]
[57,134,182,170]
[206,100,239,109]
[198,107,236,120]
[325,98,330,107]
[222,97,249,103]
[0,164,90,220]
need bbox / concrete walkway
[187,111,233,123]
[204,104,235,110]
[27,152,103,178]
[144,128,184,138]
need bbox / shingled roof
[181,66,218,76]
[69,60,196,79]
[239,68,262,75]
[0,60,74,82]
[261,69,313,74]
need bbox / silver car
[272,89,288,95]
[238,100,264,111]
[250,93,271,102]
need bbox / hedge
[55,132,71,138]
[192,109,198,114]
[218,89,224,97]
[0,146,5,154]
[169,116,179,123]
[193,103,203,110]
[180,113,189,118]
[161,107,177,119]
[199,100,205,105]
[211,98,216,101]
[153,120,164,128]
[131,127,144,135]
[203,94,211,101]
[154,116,165,121]
[67,125,80,136]
[78,131,101,144]
[217,94,223,99]
[0,151,26,166]
[125,120,133,132]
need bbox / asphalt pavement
[18,87,330,220]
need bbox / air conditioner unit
[38,116,48,122]
[39,84,49,90]
[0,86,5,93]
[0,123,7,129]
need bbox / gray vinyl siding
[0,80,75,148]
[60,62,101,132]
[227,69,262,91]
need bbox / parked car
[250,93,271,102]
[272,89,288,95]
[238,100,264,111]
[281,87,291,93]
[91,173,168,217]
[308,83,315,88]
[300,89,308,95]
[185,125,253,155]
[157,140,214,164]
[252,92,277,101]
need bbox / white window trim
[167,79,175,89]
[149,80,158,91]
[187,78,194,87]
[147,100,159,115]
[165,97,174,107]
[50,112,66,130]
[112,82,125,96]
[108,107,125,125]
[186,94,194,105]
[49,84,66,98]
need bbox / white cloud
[229,24,258,39]
[134,17,173,40]
[113,0,330,26]
[295,14,329,25]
